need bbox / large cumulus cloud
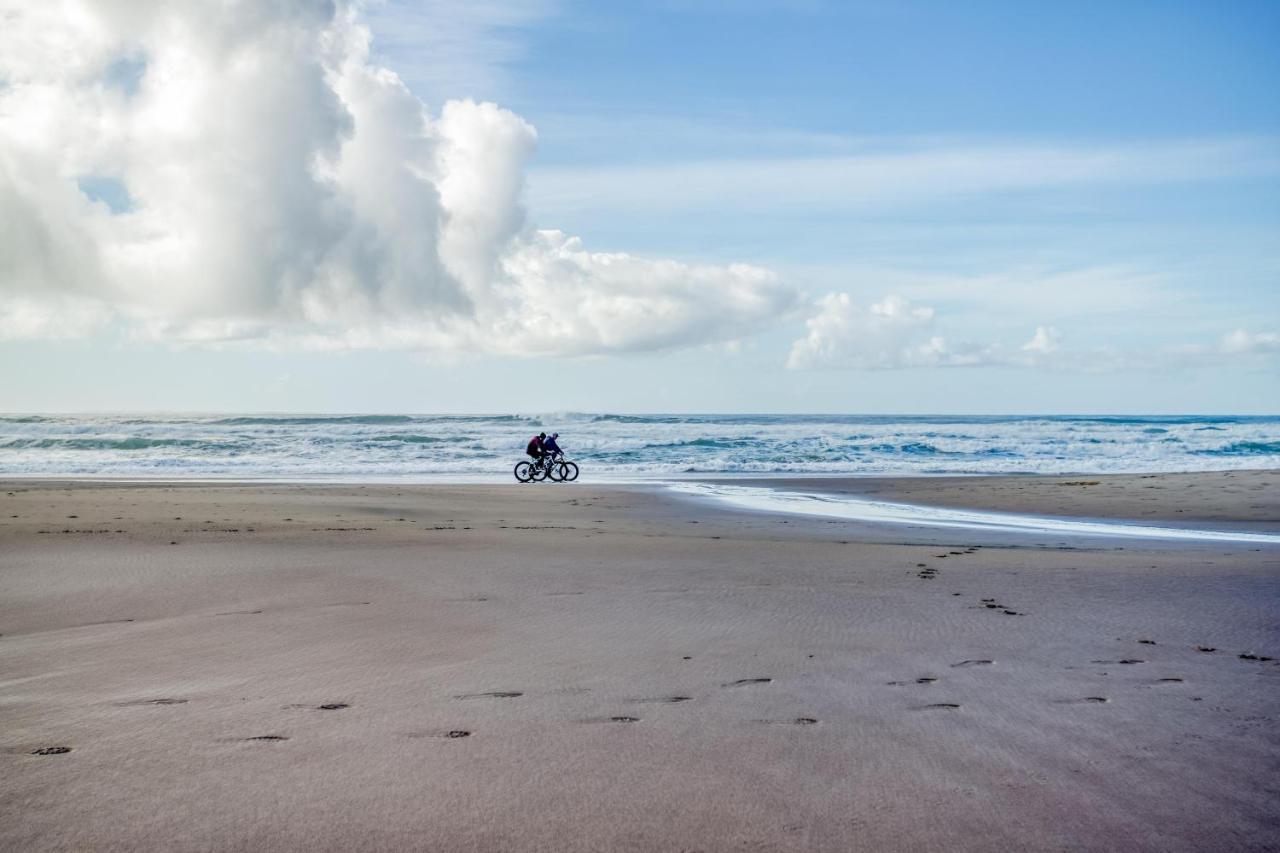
[0,0,796,352]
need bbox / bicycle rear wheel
[514,461,534,482]
[530,460,550,481]
[561,461,579,481]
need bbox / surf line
[668,483,1280,544]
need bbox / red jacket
[526,436,544,455]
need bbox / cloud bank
[784,294,1049,370]
[787,292,1276,372]
[0,0,794,354]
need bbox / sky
[0,0,1277,413]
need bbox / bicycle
[513,451,579,483]
[513,456,546,482]
[548,451,579,482]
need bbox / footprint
[214,609,263,616]
[1157,678,1184,683]
[1091,659,1144,665]
[914,703,961,710]
[1060,696,1110,704]
[117,698,188,706]
[1137,639,1156,645]
[405,729,472,739]
[1196,646,1216,653]
[318,703,349,711]
[723,678,772,687]
[455,691,523,699]
[1239,653,1273,662]
[244,735,288,742]
[633,696,693,704]
[758,717,819,725]
[580,716,640,724]
[951,659,993,668]
[31,746,72,755]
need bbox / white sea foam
[668,483,1280,544]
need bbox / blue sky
[0,0,1277,412]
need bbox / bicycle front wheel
[561,461,579,482]
[514,461,534,482]
[547,461,564,481]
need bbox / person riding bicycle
[514,431,578,482]
[526,432,547,462]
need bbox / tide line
[668,483,1280,544]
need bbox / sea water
[1,414,1277,480]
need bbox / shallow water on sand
[669,482,1280,544]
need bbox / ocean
[1,414,1277,481]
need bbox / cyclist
[543,432,563,459]
[526,432,547,463]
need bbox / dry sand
[1,473,1278,852]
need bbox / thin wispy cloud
[529,138,1280,214]
[362,0,555,103]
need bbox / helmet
[551,433,559,439]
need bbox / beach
[2,472,1278,851]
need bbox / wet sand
[1,473,1278,851]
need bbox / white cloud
[0,0,795,354]
[787,294,974,370]
[1220,329,1279,354]
[787,293,1278,372]
[0,295,111,340]
[1022,325,1061,355]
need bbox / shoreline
[5,468,1277,535]
[2,465,1277,482]
[3,471,1278,851]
